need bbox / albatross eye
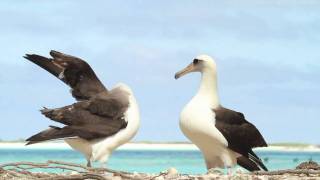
[193,59,199,64]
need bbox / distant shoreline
[0,142,320,152]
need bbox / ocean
[1,148,319,174]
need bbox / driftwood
[254,169,320,176]
[0,160,138,180]
[1,160,320,180]
[253,161,320,176]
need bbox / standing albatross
[24,50,140,167]
[175,55,268,172]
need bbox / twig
[47,160,89,171]
[1,162,84,173]
[254,169,320,175]
[0,160,138,180]
[0,161,50,168]
[47,160,133,178]
[2,160,319,180]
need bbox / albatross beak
[175,63,195,79]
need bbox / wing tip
[249,152,269,171]
[25,135,34,142]
[50,50,62,58]
[23,53,50,63]
[23,54,33,60]
[237,156,268,172]
[260,162,269,171]
[25,138,35,145]
[40,107,48,112]
[25,141,34,146]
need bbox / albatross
[174,55,268,172]
[24,50,140,167]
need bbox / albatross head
[174,54,217,79]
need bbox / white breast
[180,98,228,148]
[90,91,140,163]
[179,98,235,168]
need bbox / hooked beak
[174,63,195,79]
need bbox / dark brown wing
[213,107,268,171]
[24,50,107,100]
[237,156,261,171]
[26,88,129,144]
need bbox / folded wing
[26,88,129,145]
[213,107,268,171]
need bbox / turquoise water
[0,149,319,174]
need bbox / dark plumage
[24,50,106,100]
[24,50,129,145]
[213,107,268,171]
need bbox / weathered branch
[1,160,319,180]
[0,160,145,180]
[254,169,320,176]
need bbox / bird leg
[87,160,92,167]
[227,166,234,176]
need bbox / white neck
[194,68,220,108]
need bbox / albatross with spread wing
[24,50,140,167]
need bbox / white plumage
[65,83,140,165]
[177,55,240,169]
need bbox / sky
[0,0,319,144]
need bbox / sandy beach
[0,142,319,152]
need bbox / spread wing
[26,88,129,144]
[213,107,268,171]
[24,50,107,100]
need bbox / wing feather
[26,89,129,144]
[213,107,268,171]
[24,50,107,100]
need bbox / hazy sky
[0,0,319,144]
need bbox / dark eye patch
[193,59,199,64]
